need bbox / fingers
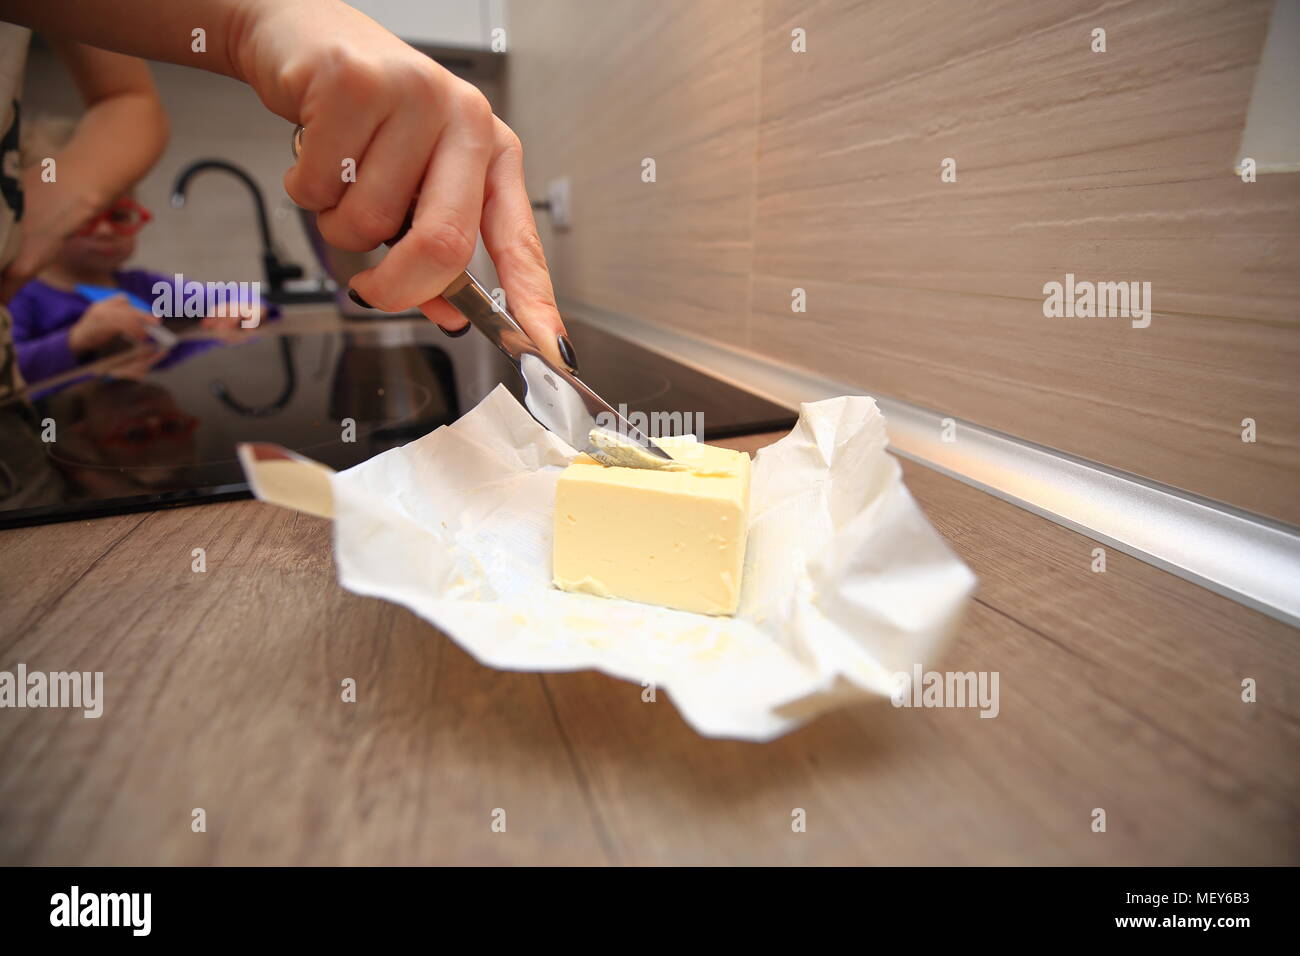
[118,313,156,343]
[347,86,494,313]
[417,296,468,332]
[297,71,565,363]
[479,120,570,370]
[316,109,443,252]
[109,319,149,344]
[283,77,385,214]
[108,298,159,342]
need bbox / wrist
[230,0,381,116]
[221,0,269,86]
[227,0,330,90]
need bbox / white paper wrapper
[239,385,975,740]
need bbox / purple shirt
[8,269,278,384]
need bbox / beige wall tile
[749,0,1299,520]
[506,0,762,343]
[507,0,1299,523]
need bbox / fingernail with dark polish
[439,323,472,338]
[347,288,372,309]
[557,333,578,372]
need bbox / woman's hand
[67,294,161,354]
[231,0,572,369]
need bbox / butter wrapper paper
[239,385,976,740]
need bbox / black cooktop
[0,316,796,529]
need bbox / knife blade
[291,124,674,468]
[441,272,675,466]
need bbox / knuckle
[347,64,385,102]
[497,125,522,156]
[506,226,546,263]
[347,202,407,247]
[412,219,476,268]
[446,87,494,150]
[455,86,493,123]
[315,207,382,252]
[286,172,336,212]
[276,60,313,101]
[319,48,383,101]
[517,279,558,312]
[403,63,442,104]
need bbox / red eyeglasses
[77,197,153,237]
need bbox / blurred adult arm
[0,40,167,300]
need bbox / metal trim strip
[561,299,1300,627]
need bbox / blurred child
[8,117,271,384]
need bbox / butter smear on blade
[552,436,751,615]
[585,426,689,470]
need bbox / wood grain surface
[1,432,1295,865]
[506,0,1300,524]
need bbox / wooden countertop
[1,430,1296,865]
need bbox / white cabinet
[346,0,507,50]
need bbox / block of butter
[552,437,751,615]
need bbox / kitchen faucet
[169,159,307,303]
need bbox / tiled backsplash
[504,0,1300,525]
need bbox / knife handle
[440,272,535,369]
